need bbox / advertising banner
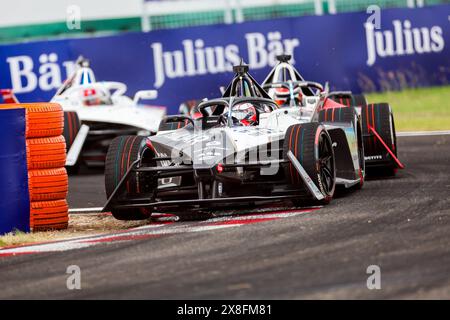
[0,5,448,113]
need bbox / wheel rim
[318,132,335,195]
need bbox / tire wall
[0,103,69,235]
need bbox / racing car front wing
[103,154,325,212]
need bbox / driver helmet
[81,86,111,106]
[233,103,257,126]
[273,88,289,106]
[273,87,303,107]
[179,99,202,118]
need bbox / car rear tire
[329,93,368,107]
[158,116,190,132]
[319,106,356,124]
[283,123,336,205]
[351,94,368,107]
[105,135,152,220]
[63,111,81,174]
[361,103,397,176]
[179,99,202,117]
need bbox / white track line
[69,207,104,214]
[0,209,312,256]
[397,130,450,137]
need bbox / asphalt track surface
[1,135,449,299]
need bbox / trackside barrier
[0,103,68,235]
[0,106,30,234]
[0,4,448,113]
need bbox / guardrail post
[224,0,233,24]
[140,0,151,32]
[314,0,323,15]
[235,0,244,23]
[328,0,337,14]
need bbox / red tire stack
[25,103,69,231]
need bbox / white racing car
[262,55,402,176]
[51,57,166,172]
[103,63,365,220]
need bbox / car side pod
[287,151,325,201]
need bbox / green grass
[365,86,450,132]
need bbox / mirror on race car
[103,81,127,98]
[133,90,158,105]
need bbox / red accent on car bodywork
[83,88,96,96]
[146,139,156,153]
[369,126,405,169]
[192,112,202,119]
[322,97,345,110]
[0,89,19,103]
